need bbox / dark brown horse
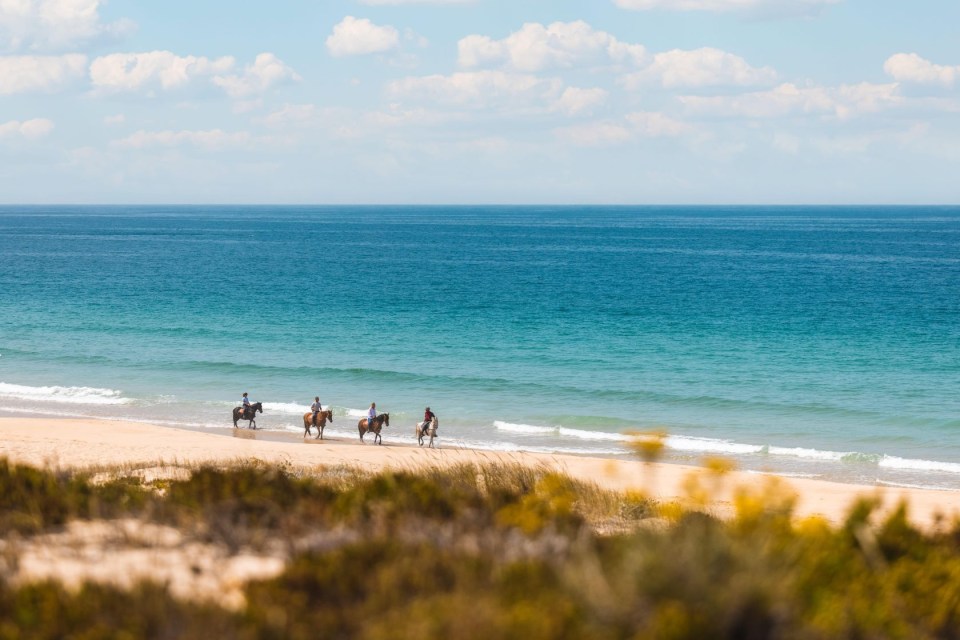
[358,413,389,445]
[232,402,263,429]
[302,409,334,439]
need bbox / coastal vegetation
[1,457,959,638]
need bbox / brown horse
[416,417,439,448]
[358,413,389,445]
[232,402,263,429]
[302,409,334,439]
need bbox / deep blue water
[2,205,959,487]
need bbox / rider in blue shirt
[368,402,377,425]
[241,392,252,418]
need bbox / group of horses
[231,403,438,447]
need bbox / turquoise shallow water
[1,205,959,487]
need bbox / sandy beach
[2,417,958,528]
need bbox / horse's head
[254,402,263,414]
[381,413,389,427]
[327,410,334,422]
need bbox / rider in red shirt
[422,407,436,429]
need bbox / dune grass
[2,457,960,638]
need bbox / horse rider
[420,406,436,433]
[368,402,377,426]
[311,396,322,426]
[241,392,252,419]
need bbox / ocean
[2,205,959,489]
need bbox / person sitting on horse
[241,392,252,419]
[421,406,436,432]
[311,396,322,425]
[368,402,377,425]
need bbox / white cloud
[103,113,124,125]
[387,70,563,110]
[555,121,633,147]
[0,0,134,52]
[884,53,958,88]
[555,111,689,146]
[613,0,840,15]
[326,16,400,57]
[622,47,776,88]
[0,53,85,93]
[0,117,54,138]
[212,53,300,98]
[458,21,646,71]
[111,129,253,151]
[679,82,901,119]
[551,86,608,116]
[625,111,691,136]
[259,103,317,128]
[89,51,234,92]
[89,51,296,98]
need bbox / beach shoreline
[2,417,959,528]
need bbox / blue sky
[1,0,958,204]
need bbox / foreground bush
[1,458,960,638]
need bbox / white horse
[416,417,439,448]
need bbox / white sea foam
[879,456,960,475]
[558,427,629,442]
[767,446,850,462]
[665,435,763,455]
[494,421,556,435]
[877,479,960,491]
[0,382,132,405]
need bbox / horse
[302,409,334,439]
[358,413,389,445]
[416,417,439,448]
[232,402,263,429]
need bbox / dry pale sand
[2,417,959,528]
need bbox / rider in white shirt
[311,397,322,425]
[368,402,377,425]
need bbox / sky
[1,0,958,204]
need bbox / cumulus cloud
[613,0,840,15]
[622,47,776,89]
[0,117,54,138]
[387,70,563,110]
[89,51,233,92]
[458,21,646,71]
[212,53,300,98]
[0,0,134,52]
[884,53,959,87]
[551,86,608,116]
[0,53,85,93]
[457,23,770,90]
[679,82,901,119]
[555,111,689,146]
[258,103,317,128]
[89,51,297,97]
[111,129,254,151]
[326,16,400,57]
[625,111,692,136]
